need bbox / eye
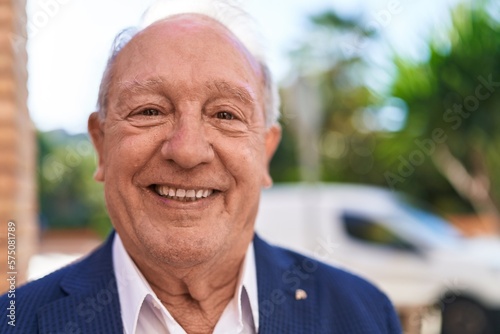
[216,111,235,120]
[140,108,160,116]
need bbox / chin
[137,227,227,268]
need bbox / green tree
[387,1,500,229]
[274,11,382,184]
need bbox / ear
[88,112,106,182]
[262,124,282,188]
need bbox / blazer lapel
[36,233,124,334]
[254,234,320,333]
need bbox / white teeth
[155,186,214,201]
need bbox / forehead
[111,14,263,84]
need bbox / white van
[255,183,500,334]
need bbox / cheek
[104,131,159,176]
[215,135,267,182]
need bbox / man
[1,0,402,333]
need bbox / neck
[127,236,252,333]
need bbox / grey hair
[96,0,280,127]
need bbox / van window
[342,212,417,251]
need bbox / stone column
[0,0,38,293]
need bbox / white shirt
[112,234,260,334]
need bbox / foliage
[275,1,500,221]
[387,1,500,216]
[274,10,391,185]
[272,10,384,184]
[37,130,111,237]
[269,119,301,182]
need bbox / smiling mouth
[152,185,216,202]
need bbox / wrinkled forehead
[115,14,263,78]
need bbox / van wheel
[441,297,493,334]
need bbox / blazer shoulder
[0,235,115,333]
[0,259,77,332]
[260,237,387,297]
[254,235,402,333]
[1,234,113,303]
[255,233,385,292]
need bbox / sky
[26,0,459,134]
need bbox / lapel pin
[295,289,307,300]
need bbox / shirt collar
[239,241,259,331]
[112,233,259,334]
[113,234,159,334]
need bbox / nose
[160,113,214,169]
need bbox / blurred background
[1,0,500,333]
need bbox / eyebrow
[115,77,257,107]
[116,78,164,99]
[209,80,257,106]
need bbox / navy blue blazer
[0,233,401,333]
